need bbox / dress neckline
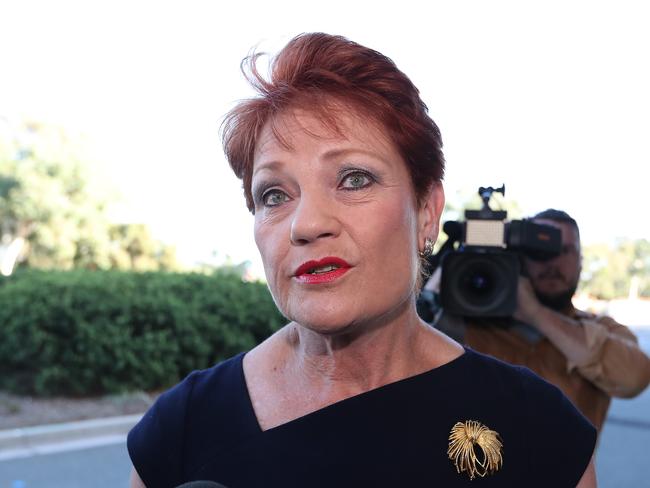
[237,347,471,434]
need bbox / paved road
[0,439,131,488]
[2,329,649,488]
[596,387,650,487]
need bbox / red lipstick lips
[294,257,351,284]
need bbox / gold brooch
[448,420,503,480]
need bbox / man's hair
[532,208,580,239]
[221,32,445,212]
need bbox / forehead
[533,219,580,245]
[253,107,396,163]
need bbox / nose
[290,193,340,245]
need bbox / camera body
[437,186,561,317]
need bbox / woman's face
[251,109,443,335]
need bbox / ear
[417,182,445,250]
[577,242,583,275]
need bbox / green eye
[263,189,289,207]
[341,172,372,190]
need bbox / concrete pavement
[0,414,141,461]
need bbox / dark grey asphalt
[1,328,649,488]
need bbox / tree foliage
[581,239,650,299]
[0,119,177,272]
[0,270,284,395]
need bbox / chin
[535,287,577,312]
[538,285,566,295]
[299,321,358,337]
[289,308,360,336]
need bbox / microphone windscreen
[175,482,228,488]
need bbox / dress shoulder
[464,349,597,486]
[127,352,250,488]
[518,363,597,485]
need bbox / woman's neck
[243,300,463,431]
[283,302,436,393]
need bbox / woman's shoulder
[127,352,254,487]
[450,348,597,486]
[458,347,594,418]
[148,352,247,415]
[460,346,560,393]
[186,351,248,399]
[145,351,253,428]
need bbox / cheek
[525,261,543,278]
[254,216,285,276]
[388,197,418,245]
[253,219,266,262]
[254,217,290,309]
[363,198,419,276]
[563,256,581,278]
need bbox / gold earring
[419,237,434,258]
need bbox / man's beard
[534,282,578,311]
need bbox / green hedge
[0,270,285,396]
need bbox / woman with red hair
[128,33,596,487]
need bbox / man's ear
[418,181,445,249]
[578,243,583,276]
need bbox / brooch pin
[448,420,503,480]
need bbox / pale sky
[1,0,648,277]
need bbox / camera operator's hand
[512,277,543,324]
[513,276,594,369]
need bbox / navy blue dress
[127,348,596,487]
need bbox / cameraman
[427,209,650,432]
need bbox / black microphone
[175,481,228,488]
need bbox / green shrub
[0,269,284,396]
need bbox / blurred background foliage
[0,270,283,396]
[0,118,178,274]
[581,239,650,299]
[0,119,281,396]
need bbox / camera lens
[470,273,489,291]
[460,263,499,306]
[440,250,519,316]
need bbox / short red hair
[222,33,445,212]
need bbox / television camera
[424,185,562,317]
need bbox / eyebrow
[321,147,391,166]
[252,146,392,177]
[253,159,284,177]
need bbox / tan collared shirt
[438,308,650,431]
